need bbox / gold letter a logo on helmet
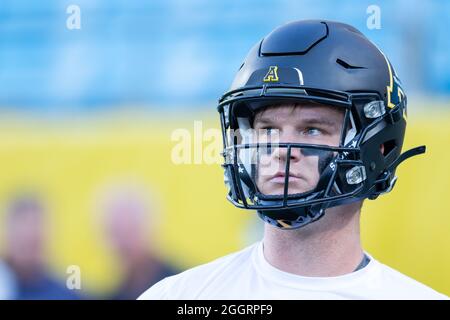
[263,66,279,82]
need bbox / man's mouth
[267,171,302,184]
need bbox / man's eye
[303,127,322,136]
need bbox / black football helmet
[217,20,425,230]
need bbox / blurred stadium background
[0,0,449,298]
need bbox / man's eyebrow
[301,117,338,128]
[253,117,275,125]
[254,116,338,127]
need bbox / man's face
[253,103,344,196]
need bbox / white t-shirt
[139,241,448,300]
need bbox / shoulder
[138,242,258,300]
[371,258,448,300]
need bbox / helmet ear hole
[382,139,397,157]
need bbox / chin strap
[370,145,426,199]
[387,145,426,172]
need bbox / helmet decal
[263,66,279,82]
[382,52,407,120]
[293,67,305,85]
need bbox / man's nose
[276,145,302,163]
[274,129,302,163]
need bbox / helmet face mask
[217,20,426,230]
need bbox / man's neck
[262,202,364,277]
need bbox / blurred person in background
[3,193,81,299]
[98,182,178,300]
[0,260,16,299]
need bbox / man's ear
[380,143,385,155]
